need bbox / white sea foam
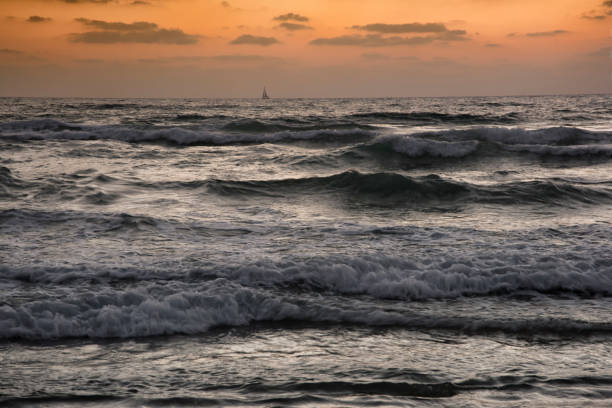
[224,253,612,299]
[1,278,610,339]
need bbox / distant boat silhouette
[262,87,270,99]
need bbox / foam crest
[225,253,612,300]
[0,280,299,339]
[1,278,610,340]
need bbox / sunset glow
[0,0,610,96]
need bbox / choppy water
[1,95,612,407]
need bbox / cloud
[75,18,157,31]
[0,49,45,63]
[73,58,105,63]
[311,34,434,47]
[0,49,24,55]
[351,23,447,34]
[130,1,151,5]
[360,53,421,62]
[435,30,468,41]
[221,1,230,7]
[582,14,606,20]
[276,22,312,31]
[70,30,200,44]
[310,31,467,47]
[273,13,309,22]
[361,52,391,60]
[139,54,283,64]
[27,16,52,23]
[230,34,279,46]
[63,0,113,3]
[70,18,200,44]
[485,43,501,47]
[525,30,569,37]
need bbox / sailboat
[262,86,270,99]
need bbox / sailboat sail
[262,87,270,99]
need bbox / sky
[0,0,610,97]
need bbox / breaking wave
[4,120,612,160]
[0,119,374,145]
[1,278,611,340]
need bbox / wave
[174,113,229,121]
[414,126,612,146]
[221,118,373,133]
[6,166,612,206]
[504,143,612,156]
[0,119,374,145]
[0,166,28,198]
[3,120,612,158]
[362,127,612,159]
[0,119,82,132]
[2,207,612,300]
[168,171,612,206]
[367,134,480,158]
[348,111,520,124]
[1,278,611,340]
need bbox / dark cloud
[0,49,24,55]
[273,13,308,22]
[27,16,52,23]
[230,34,280,46]
[0,49,45,63]
[63,0,113,3]
[75,18,157,31]
[485,43,501,47]
[277,22,312,31]
[351,23,447,34]
[221,1,230,7]
[70,29,200,44]
[435,30,468,41]
[139,54,283,63]
[361,52,390,60]
[70,18,200,44]
[582,14,606,20]
[310,31,468,47]
[130,1,151,5]
[73,58,105,63]
[525,30,569,37]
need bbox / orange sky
[0,0,610,97]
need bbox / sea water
[1,95,611,406]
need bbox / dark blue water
[1,95,612,407]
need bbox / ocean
[1,95,611,407]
